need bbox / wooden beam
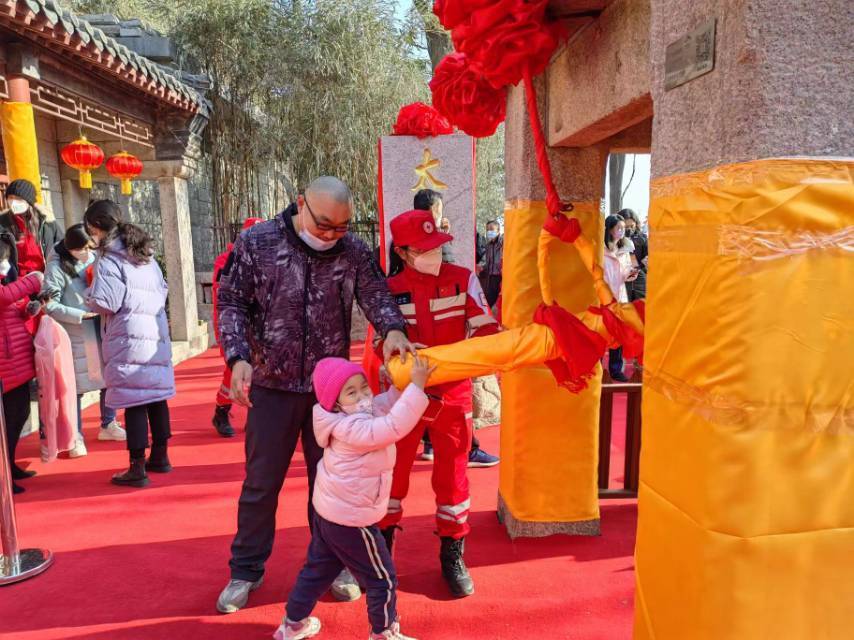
[548,0,612,17]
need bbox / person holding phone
[603,214,638,382]
[42,223,126,457]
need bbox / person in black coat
[618,208,647,301]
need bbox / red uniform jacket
[379,263,498,403]
[212,243,233,347]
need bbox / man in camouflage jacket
[215,177,415,613]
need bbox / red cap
[242,217,263,230]
[390,209,453,251]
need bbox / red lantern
[60,136,104,190]
[106,151,143,195]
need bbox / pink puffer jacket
[0,273,40,393]
[312,384,428,527]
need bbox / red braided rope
[522,66,567,218]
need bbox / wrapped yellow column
[0,101,42,203]
[635,159,854,639]
[498,200,603,536]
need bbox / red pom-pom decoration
[430,53,507,138]
[450,0,564,89]
[392,102,454,138]
[433,0,495,30]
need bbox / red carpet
[2,350,636,639]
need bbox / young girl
[42,223,126,457]
[0,239,43,494]
[602,213,639,382]
[275,356,434,640]
[84,200,175,487]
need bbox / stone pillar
[636,1,853,638]
[60,178,90,225]
[498,76,609,538]
[140,159,203,347]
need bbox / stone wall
[90,179,164,258]
[35,115,66,226]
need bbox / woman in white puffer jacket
[603,214,639,381]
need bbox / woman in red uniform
[377,209,498,598]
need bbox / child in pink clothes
[275,356,434,640]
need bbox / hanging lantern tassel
[106,151,143,195]
[60,136,104,190]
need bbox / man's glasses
[304,197,350,233]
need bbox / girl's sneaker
[99,421,127,441]
[69,436,88,458]
[369,621,417,640]
[273,616,321,640]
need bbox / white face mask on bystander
[0,259,10,277]
[410,247,442,276]
[9,200,28,215]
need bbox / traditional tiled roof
[0,0,208,115]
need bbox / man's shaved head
[306,176,353,206]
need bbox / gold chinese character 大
[411,147,448,192]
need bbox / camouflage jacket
[217,204,405,393]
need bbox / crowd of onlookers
[603,208,648,381]
[1,179,174,494]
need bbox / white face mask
[0,259,10,277]
[70,249,90,263]
[9,200,29,215]
[411,247,442,276]
[486,230,499,241]
[298,208,338,252]
[339,397,373,416]
[299,227,338,252]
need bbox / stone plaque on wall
[664,18,717,91]
[378,134,476,272]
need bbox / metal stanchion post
[0,381,52,585]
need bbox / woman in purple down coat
[84,200,175,488]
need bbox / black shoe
[212,405,236,437]
[610,371,630,382]
[111,457,149,487]
[12,482,25,494]
[12,464,37,480]
[439,536,474,598]
[380,525,399,554]
[145,444,172,473]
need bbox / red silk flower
[433,0,495,30]
[430,53,507,138]
[533,303,608,393]
[449,0,564,89]
[393,102,454,138]
[589,304,645,364]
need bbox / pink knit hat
[313,357,367,411]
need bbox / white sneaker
[370,621,416,640]
[330,568,362,601]
[273,616,321,640]
[98,421,127,441]
[69,437,88,458]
